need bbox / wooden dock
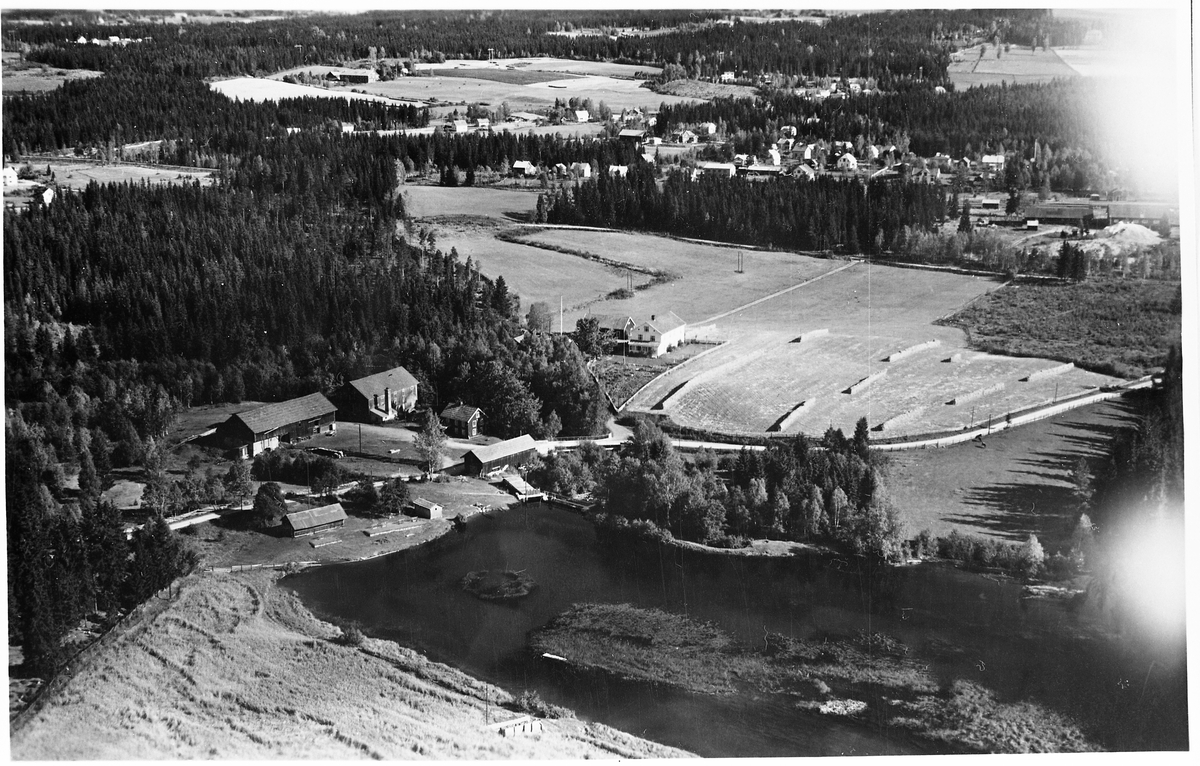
[501,475,545,502]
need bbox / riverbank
[531,603,1099,754]
[9,570,691,759]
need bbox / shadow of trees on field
[946,401,1141,548]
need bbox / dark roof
[1028,204,1089,220]
[232,393,336,436]
[441,404,483,422]
[410,497,443,511]
[348,367,418,399]
[591,314,636,332]
[283,503,347,531]
[466,434,538,465]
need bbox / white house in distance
[2,167,18,187]
[511,160,538,177]
[628,312,686,358]
[981,154,1005,171]
[608,165,629,178]
[573,109,590,123]
[837,153,859,171]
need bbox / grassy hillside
[942,279,1182,378]
[10,571,689,760]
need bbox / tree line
[530,418,905,563]
[2,72,427,159]
[542,164,946,254]
[4,9,1097,83]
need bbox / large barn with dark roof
[331,366,419,424]
[214,393,337,459]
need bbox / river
[284,504,1187,755]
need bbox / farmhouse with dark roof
[214,393,337,459]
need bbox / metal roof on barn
[466,434,538,465]
[283,503,347,532]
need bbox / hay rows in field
[884,339,941,362]
[656,378,696,410]
[791,328,829,343]
[947,382,1005,406]
[1022,362,1075,382]
[771,400,814,432]
[844,369,887,395]
[875,407,926,432]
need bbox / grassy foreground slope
[943,278,1182,378]
[10,571,688,760]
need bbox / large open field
[947,45,1083,88]
[47,161,215,190]
[624,264,1121,437]
[358,74,694,112]
[209,76,423,107]
[403,184,540,220]
[412,57,659,79]
[10,570,686,759]
[518,229,841,326]
[887,398,1139,549]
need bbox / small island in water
[531,603,1097,754]
[461,569,538,601]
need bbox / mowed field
[47,161,214,190]
[358,74,695,112]
[209,77,423,107]
[403,184,539,220]
[625,264,1121,437]
[412,57,659,79]
[947,45,1082,88]
[886,398,1139,548]
[519,229,841,326]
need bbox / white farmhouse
[628,312,687,358]
[837,153,859,171]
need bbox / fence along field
[624,264,1120,438]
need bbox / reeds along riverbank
[9,571,690,760]
[530,603,1099,754]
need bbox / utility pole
[559,295,563,334]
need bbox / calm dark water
[284,504,1187,756]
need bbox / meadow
[1,59,103,94]
[359,73,696,112]
[517,228,840,326]
[209,76,423,106]
[9,571,685,759]
[944,278,1181,378]
[947,45,1081,88]
[47,161,214,190]
[886,398,1139,549]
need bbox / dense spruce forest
[4,109,608,678]
[542,165,945,253]
[2,74,428,157]
[3,9,1095,82]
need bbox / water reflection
[285,504,1186,754]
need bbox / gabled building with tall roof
[331,366,419,424]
